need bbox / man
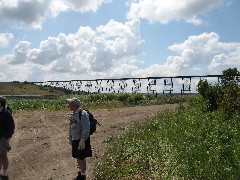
[0,96,15,180]
[67,97,92,180]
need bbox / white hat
[67,97,80,107]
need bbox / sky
[0,0,240,82]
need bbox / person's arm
[68,124,72,145]
[80,110,90,140]
[4,111,15,139]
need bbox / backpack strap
[6,106,12,115]
[78,109,84,130]
[1,108,10,120]
[78,109,83,121]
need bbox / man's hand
[78,138,85,150]
[68,136,72,145]
[7,138,11,151]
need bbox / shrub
[197,68,240,114]
[219,81,240,119]
[94,98,240,179]
[197,79,223,111]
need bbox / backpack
[6,106,12,115]
[2,107,12,118]
[79,109,101,135]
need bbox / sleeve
[68,124,71,138]
[4,111,15,139]
[80,110,90,140]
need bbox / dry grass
[0,82,59,95]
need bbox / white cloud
[103,31,240,78]
[10,41,31,64]
[0,72,8,81]
[209,48,240,74]
[127,0,226,25]
[3,19,143,80]
[0,0,111,29]
[66,0,111,12]
[166,32,240,75]
[0,33,14,48]
[0,56,34,81]
[1,27,240,81]
[0,0,51,29]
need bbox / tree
[197,68,240,114]
[221,68,240,87]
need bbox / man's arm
[4,111,15,139]
[80,110,90,140]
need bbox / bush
[94,68,240,179]
[197,68,240,115]
[197,79,223,111]
[219,81,240,119]
[94,98,240,179]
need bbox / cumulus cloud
[109,32,240,78]
[1,22,240,81]
[0,56,34,81]
[3,19,143,79]
[0,72,8,81]
[10,41,31,64]
[127,0,226,25]
[166,32,240,75]
[0,33,14,48]
[0,0,111,29]
[66,0,111,12]
[0,0,230,35]
[0,0,51,29]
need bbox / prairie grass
[6,93,193,110]
[94,97,240,179]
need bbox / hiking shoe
[81,175,86,180]
[73,172,86,180]
[1,175,9,180]
[73,174,81,180]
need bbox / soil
[8,104,179,180]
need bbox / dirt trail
[8,104,179,180]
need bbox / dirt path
[8,104,179,180]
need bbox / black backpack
[79,110,101,135]
[2,107,12,118]
[6,106,12,114]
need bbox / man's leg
[0,153,8,176]
[77,158,86,173]
[77,158,86,179]
[0,157,2,168]
[0,157,2,175]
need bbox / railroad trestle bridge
[32,75,239,95]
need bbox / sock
[2,170,8,176]
[80,170,86,176]
[0,169,2,175]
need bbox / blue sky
[0,0,240,82]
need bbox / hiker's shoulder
[3,107,12,116]
[81,109,89,116]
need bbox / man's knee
[0,153,8,161]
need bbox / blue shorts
[0,137,9,154]
[72,138,92,160]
